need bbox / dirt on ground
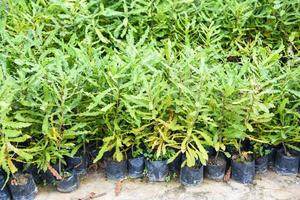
[36,170,300,200]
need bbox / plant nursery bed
[35,171,300,200]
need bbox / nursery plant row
[0,144,300,199]
[0,0,300,199]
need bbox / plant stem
[238,139,242,158]
[282,142,288,156]
[214,150,219,161]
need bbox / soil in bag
[205,154,226,181]
[180,165,204,186]
[106,160,127,180]
[128,157,145,178]
[145,160,169,182]
[275,149,299,176]
[66,153,88,176]
[231,157,255,184]
[0,173,11,200]
[8,173,38,200]
[255,155,268,174]
[57,170,79,193]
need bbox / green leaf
[4,121,31,129]
[101,103,116,112]
[9,135,31,142]
[2,129,21,138]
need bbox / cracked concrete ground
[36,170,300,200]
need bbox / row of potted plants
[1,143,299,199]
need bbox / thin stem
[282,142,288,156]
[214,150,220,161]
[238,139,242,157]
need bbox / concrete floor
[36,170,300,200]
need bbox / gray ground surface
[36,170,300,200]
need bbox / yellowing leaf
[7,158,18,174]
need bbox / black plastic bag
[8,173,38,200]
[66,154,88,176]
[87,141,102,165]
[88,149,100,166]
[268,148,276,169]
[106,160,127,180]
[275,149,299,176]
[128,157,145,178]
[145,160,169,182]
[290,149,300,173]
[103,151,114,162]
[205,155,226,181]
[0,173,11,200]
[180,165,204,186]
[168,153,182,173]
[24,165,42,184]
[255,155,268,174]
[57,170,79,193]
[231,159,255,184]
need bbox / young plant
[92,53,134,163]
[0,74,33,179]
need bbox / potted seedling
[92,103,132,181]
[121,71,178,181]
[205,96,228,181]
[55,169,79,193]
[0,78,37,199]
[93,125,131,180]
[35,119,82,187]
[176,111,211,186]
[178,120,211,186]
[23,66,87,191]
[167,55,217,185]
[231,149,255,184]
[65,133,89,177]
[8,173,38,200]
[269,98,300,176]
[205,139,228,181]
[143,148,175,182]
[127,140,145,179]
[252,143,271,174]
[63,125,89,177]
[218,69,275,184]
[87,58,142,180]
[224,102,255,184]
[35,136,68,186]
[179,133,208,186]
[275,144,300,176]
[142,113,181,182]
[45,68,89,177]
[34,137,80,193]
